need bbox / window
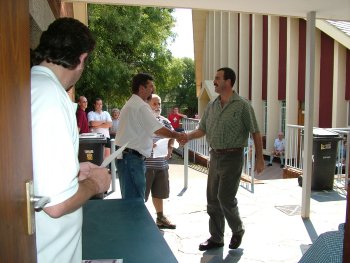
[280,100,286,134]
[263,101,267,135]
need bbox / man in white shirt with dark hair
[116,73,186,200]
[31,17,111,263]
[88,98,112,158]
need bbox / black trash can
[311,128,341,190]
[78,133,106,166]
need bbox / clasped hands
[175,132,189,145]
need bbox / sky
[168,8,194,59]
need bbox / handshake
[175,132,189,146]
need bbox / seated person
[298,223,344,263]
[267,132,285,168]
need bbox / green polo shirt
[198,91,260,149]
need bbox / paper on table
[153,138,169,158]
[153,138,179,158]
[100,142,128,168]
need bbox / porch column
[239,13,250,99]
[286,17,299,126]
[266,15,279,154]
[251,14,263,130]
[301,11,316,219]
[332,42,347,127]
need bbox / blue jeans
[117,152,146,199]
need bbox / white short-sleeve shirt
[274,138,285,152]
[31,66,81,263]
[116,94,163,157]
[87,110,112,138]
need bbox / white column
[228,12,239,72]
[301,11,316,219]
[221,12,229,67]
[286,17,299,126]
[332,42,347,127]
[238,13,250,98]
[213,11,221,72]
[208,12,215,79]
[266,15,280,154]
[251,14,263,130]
[203,14,209,80]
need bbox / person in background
[76,96,89,134]
[180,67,264,251]
[145,94,176,229]
[267,131,285,168]
[109,108,120,139]
[88,98,113,158]
[168,106,187,132]
[31,17,111,263]
[115,73,186,200]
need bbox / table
[82,198,178,263]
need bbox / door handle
[31,196,50,211]
[25,181,50,235]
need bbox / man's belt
[212,148,243,154]
[123,148,145,159]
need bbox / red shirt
[76,108,89,134]
[168,113,182,129]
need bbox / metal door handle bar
[31,196,50,211]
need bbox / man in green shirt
[185,67,264,251]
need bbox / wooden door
[0,0,37,262]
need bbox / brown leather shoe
[199,239,224,251]
[156,216,176,229]
[229,231,244,249]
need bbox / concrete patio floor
[109,155,347,263]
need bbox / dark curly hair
[31,17,95,69]
[131,73,154,94]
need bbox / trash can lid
[79,133,105,139]
[312,128,339,137]
[79,132,106,142]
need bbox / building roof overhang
[63,0,350,21]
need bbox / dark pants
[207,149,245,243]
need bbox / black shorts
[104,137,111,148]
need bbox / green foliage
[164,58,197,118]
[76,5,178,108]
[75,5,197,116]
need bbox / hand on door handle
[31,196,50,211]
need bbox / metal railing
[285,125,349,190]
[182,118,256,192]
[285,125,305,170]
[328,128,349,190]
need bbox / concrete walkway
[110,156,347,263]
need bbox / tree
[165,57,197,118]
[76,5,181,109]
